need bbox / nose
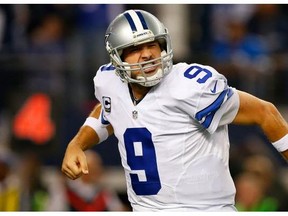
[140,46,152,60]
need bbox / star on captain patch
[132,110,138,119]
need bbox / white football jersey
[93,62,240,211]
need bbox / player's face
[122,41,162,79]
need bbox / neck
[129,83,151,101]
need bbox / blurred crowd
[0,4,288,211]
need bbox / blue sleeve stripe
[195,88,230,128]
[101,110,110,125]
[227,87,233,99]
[100,64,115,72]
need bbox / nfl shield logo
[132,110,138,119]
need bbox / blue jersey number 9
[124,128,161,195]
[184,65,212,83]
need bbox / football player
[62,9,288,211]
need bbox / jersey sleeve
[181,64,240,134]
[93,63,115,126]
[93,63,114,102]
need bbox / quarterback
[62,9,288,211]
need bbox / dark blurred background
[0,4,287,211]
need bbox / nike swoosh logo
[210,80,218,93]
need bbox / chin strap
[136,67,162,87]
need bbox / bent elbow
[259,100,279,125]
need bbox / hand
[61,143,89,180]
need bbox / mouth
[142,63,158,74]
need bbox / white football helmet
[105,9,173,87]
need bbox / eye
[129,47,140,53]
[148,43,157,48]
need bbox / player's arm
[61,103,113,180]
[232,90,288,160]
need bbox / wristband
[272,134,288,152]
[83,117,109,143]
